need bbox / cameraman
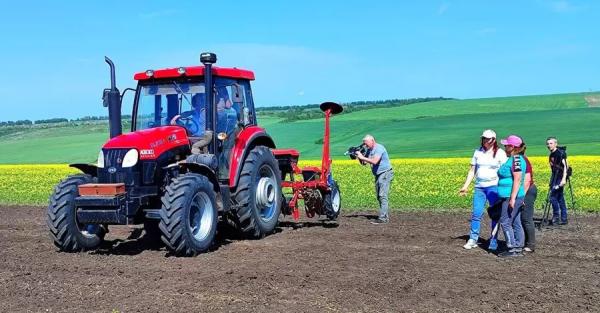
[355,134,394,224]
[546,137,569,225]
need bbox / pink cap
[500,135,523,146]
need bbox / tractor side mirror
[231,84,243,103]
[102,89,110,107]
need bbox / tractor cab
[131,63,256,179]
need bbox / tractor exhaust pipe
[104,56,122,138]
[200,52,217,154]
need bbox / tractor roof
[134,66,255,81]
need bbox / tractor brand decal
[150,139,165,148]
[167,134,177,142]
[108,167,117,174]
[140,149,155,156]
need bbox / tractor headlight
[97,150,105,168]
[122,149,139,168]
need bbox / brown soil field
[1,205,599,312]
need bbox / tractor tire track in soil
[1,206,599,312]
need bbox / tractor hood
[103,126,190,160]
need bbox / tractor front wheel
[47,174,105,252]
[159,173,218,256]
[232,146,282,238]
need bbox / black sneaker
[371,218,389,225]
[498,250,524,258]
[550,219,560,225]
[559,220,568,225]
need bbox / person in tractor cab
[216,86,238,135]
[170,93,212,154]
[355,134,394,224]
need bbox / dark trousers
[550,186,568,222]
[521,184,537,249]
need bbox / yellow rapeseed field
[1,156,598,211]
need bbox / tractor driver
[216,86,238,135]
[170,93,213,154]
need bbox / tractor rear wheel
[232,146,282,238]
[47,174,105,252]
[159,173,218,256]
[323,180,342,220]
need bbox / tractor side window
[230,83,246,121]
[215,85,242,136]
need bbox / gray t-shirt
[368,143,392,175]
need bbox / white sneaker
[463,239,478,250]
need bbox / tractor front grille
[98,148,135,185]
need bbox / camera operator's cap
[481,129,496,138]
[500,135,523,146]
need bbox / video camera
[345,144,368,165]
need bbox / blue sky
[1,0,599,121]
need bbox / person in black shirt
[546,137,569,225]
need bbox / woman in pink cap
[496,135,527,257]
[459,129,507,250]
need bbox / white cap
[481,129,496,139]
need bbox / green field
[1,92,599,164]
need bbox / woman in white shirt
[459,129,508,250]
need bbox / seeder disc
[319,102,343,115]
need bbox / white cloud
[298,90,305,96]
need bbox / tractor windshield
[135,82,206,136]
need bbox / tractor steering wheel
[175,111,201,135]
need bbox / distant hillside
[256,97,453,122]
[0,92,598,164]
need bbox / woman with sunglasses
[460,129,508,250]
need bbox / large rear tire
[232,146,282,238]
[159,173,218,256]
[47,174,105,252]
[323,180,342,220]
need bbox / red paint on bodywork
[228,126,274,187]
[103,126,190,160]
[134,66,255,81]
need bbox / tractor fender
[69,163,98,177]
[229,126,276,188]
[178,162,220,193]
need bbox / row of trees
[256,97,454,122]
[1,97,452,127]
[0,115,133,127]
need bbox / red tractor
[47,52,342,256]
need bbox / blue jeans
[469,186,499,241]
[550,186,568,222]
[499,197,525,250]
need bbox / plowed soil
[1,205,599,312]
